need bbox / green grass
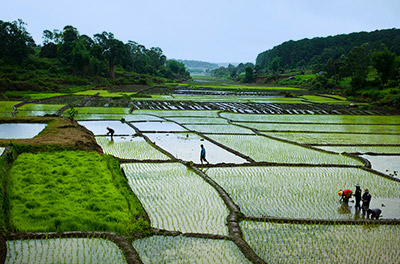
[0,101,20,113]
[7,150,150,234]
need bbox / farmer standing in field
[106,126,115,140]
[338,189,353,203]
[354,184,362,210]
[362,188,372,217]
[200,144,209,164]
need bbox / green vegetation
[6,237,127,264]
[241,221,400,263]
[122,162,229,235]
[133,235,251,264]
[7,150,150,234]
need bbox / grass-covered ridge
[7,150,150,235]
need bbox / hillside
[256,28,400,71]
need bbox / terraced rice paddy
[95,136,170,160]
[0,123,47,139]
[207,134,363,165]
[184,124,255,134]
[133,236,250,264]
[313,145,400,154]
[121,163,229,235]
[6,238,126,264]
[78,121,135,135]
[205,166,400,219]
[145,133,247,164]
[241,221,400,264]
[268,132,400,145]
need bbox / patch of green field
[190,84,304,91]
[133,235,250,264]
[6,237,126,264]
[241,221,400,264]
[268,132,400,145]
[122,162,229,235]
[301,95,353,105]
[133,109,220,118]
[74,90,134,97]
[184,124,254,134]
[206,166,400,219]
[96,136,170,160]
[4,91,68,100]
[18,104,64,111]
[0,101,20,113]
[207,134,363,165]
[8,151,149,234]
[237,122,400,134]
[167,117,228,125]
[70,107,130,114]
[220,114,400,124]
[321,94,348,100]
[313,146,400,154]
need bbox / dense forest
[256,28,400,71]
[0,19,190,93]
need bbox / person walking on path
[362,188,372,217]
[355,184,362,210]
[200,144,209,164]
[106,126,115,140]
[338,189,352,203]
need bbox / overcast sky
[2,0,400,63]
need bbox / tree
[243,66,254,83]
[94,32,129,79]
[0,19,35,64]
[372,47,396,85]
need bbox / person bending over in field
[338,189,352,203]
[367,208,381,219]
[106,126,115,140]
[200,144,209,164]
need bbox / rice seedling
[71,107,130,115]
[132,109,220,118]
[237,122,400,134]
[312,146,400,154]
[220,114,400,124]
[6,237,127,263]
[95,136,170,160]
[205,166,400,219]
[268,132,400,145]
[207,134,363,165]
[184,124,255,134]
[121,163,229,235]
[145,133,247,164]
[133,235,251,264]
[165,116,229,124]
[0,123,47,139]
[241,221,400,264]
[17,104,64,112]
[301,95,352,105]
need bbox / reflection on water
[361,155,400,177]
[78,120,135,135]
[131,121,186,132]
[145,133,247,164]
[0,123,47,139]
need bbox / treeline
[211,63,256,83]
[256,28,400,72]
[0,19,190,93]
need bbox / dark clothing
[367,208,382,219]
[106,127,115,136]
[355,187,362,209]
[200,146,208,164]
[362,192,372,215]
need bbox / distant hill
[256,28,400,71]
[177,60,219,70]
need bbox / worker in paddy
[106,126,115,140]
[338,189,353,203]
[367,208,382,219]
[361,188,372,217]
[354,184,362,210]
[200,144,209,164]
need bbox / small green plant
[66,107,78,120]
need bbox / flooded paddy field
[1,85,400,263]
[0,123,47,139]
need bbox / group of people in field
[338,184,381,219]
